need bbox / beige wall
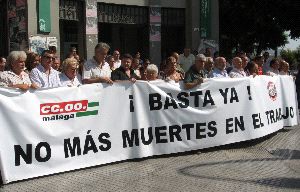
[27,0,60,57]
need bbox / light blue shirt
[30,64,61,88]
[208,68,229,78]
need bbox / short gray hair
[7,51,27,69]
[146,64,158,74]
[95,42,110,51]
[196,54,207,62]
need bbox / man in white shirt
[208,57,229,78]
[30,50,61,88]
[266,58,280,76]
[113,50,121,69]
[178,48,195,72]
[82,42,113,84]
[262,51,271,74]
[229,57,247,78]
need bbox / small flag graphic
[76,102,99,117]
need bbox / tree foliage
[219,0,300,58]
[280,46,300,69]
[281,49,296,66]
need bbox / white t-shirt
[59,73,82,87]
[229,68,247,78]
[82,58,111,80]
[178,54,195,72]
[114,60,121,69]
[266,68,279,76]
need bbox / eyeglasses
[69,67,78,72]
[43,55,55,61]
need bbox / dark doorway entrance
[59,0,84,59]
[59,20,80,59]
[161,8,185,59]
[0,0,8,57]
[98,23,149,58]
[161,25,185,59]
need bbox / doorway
[161,8,185,59]
[98,23,149,59]
[59,0,84,60]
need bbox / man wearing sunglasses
[30,50,61,88]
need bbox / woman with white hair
[0,51,38,91]
[59,58,82,87]
[146,64,159,81]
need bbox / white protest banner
[0,76,298,184]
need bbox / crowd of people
[0,42,298,93]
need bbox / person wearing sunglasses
[30,50,61,88]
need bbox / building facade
[0,0,219,65]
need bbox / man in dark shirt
[111,54,138,82]
[184,54,207,89]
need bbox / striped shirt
[30,64,61,88]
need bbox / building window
[97,3,148,25]
[59,0,79,21]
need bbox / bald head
[214,57,226,70]
[232,57,242,69]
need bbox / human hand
[9,84,30,91]
[30,83,40,89]
[101,77,113,84]
[130,78,136,83]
